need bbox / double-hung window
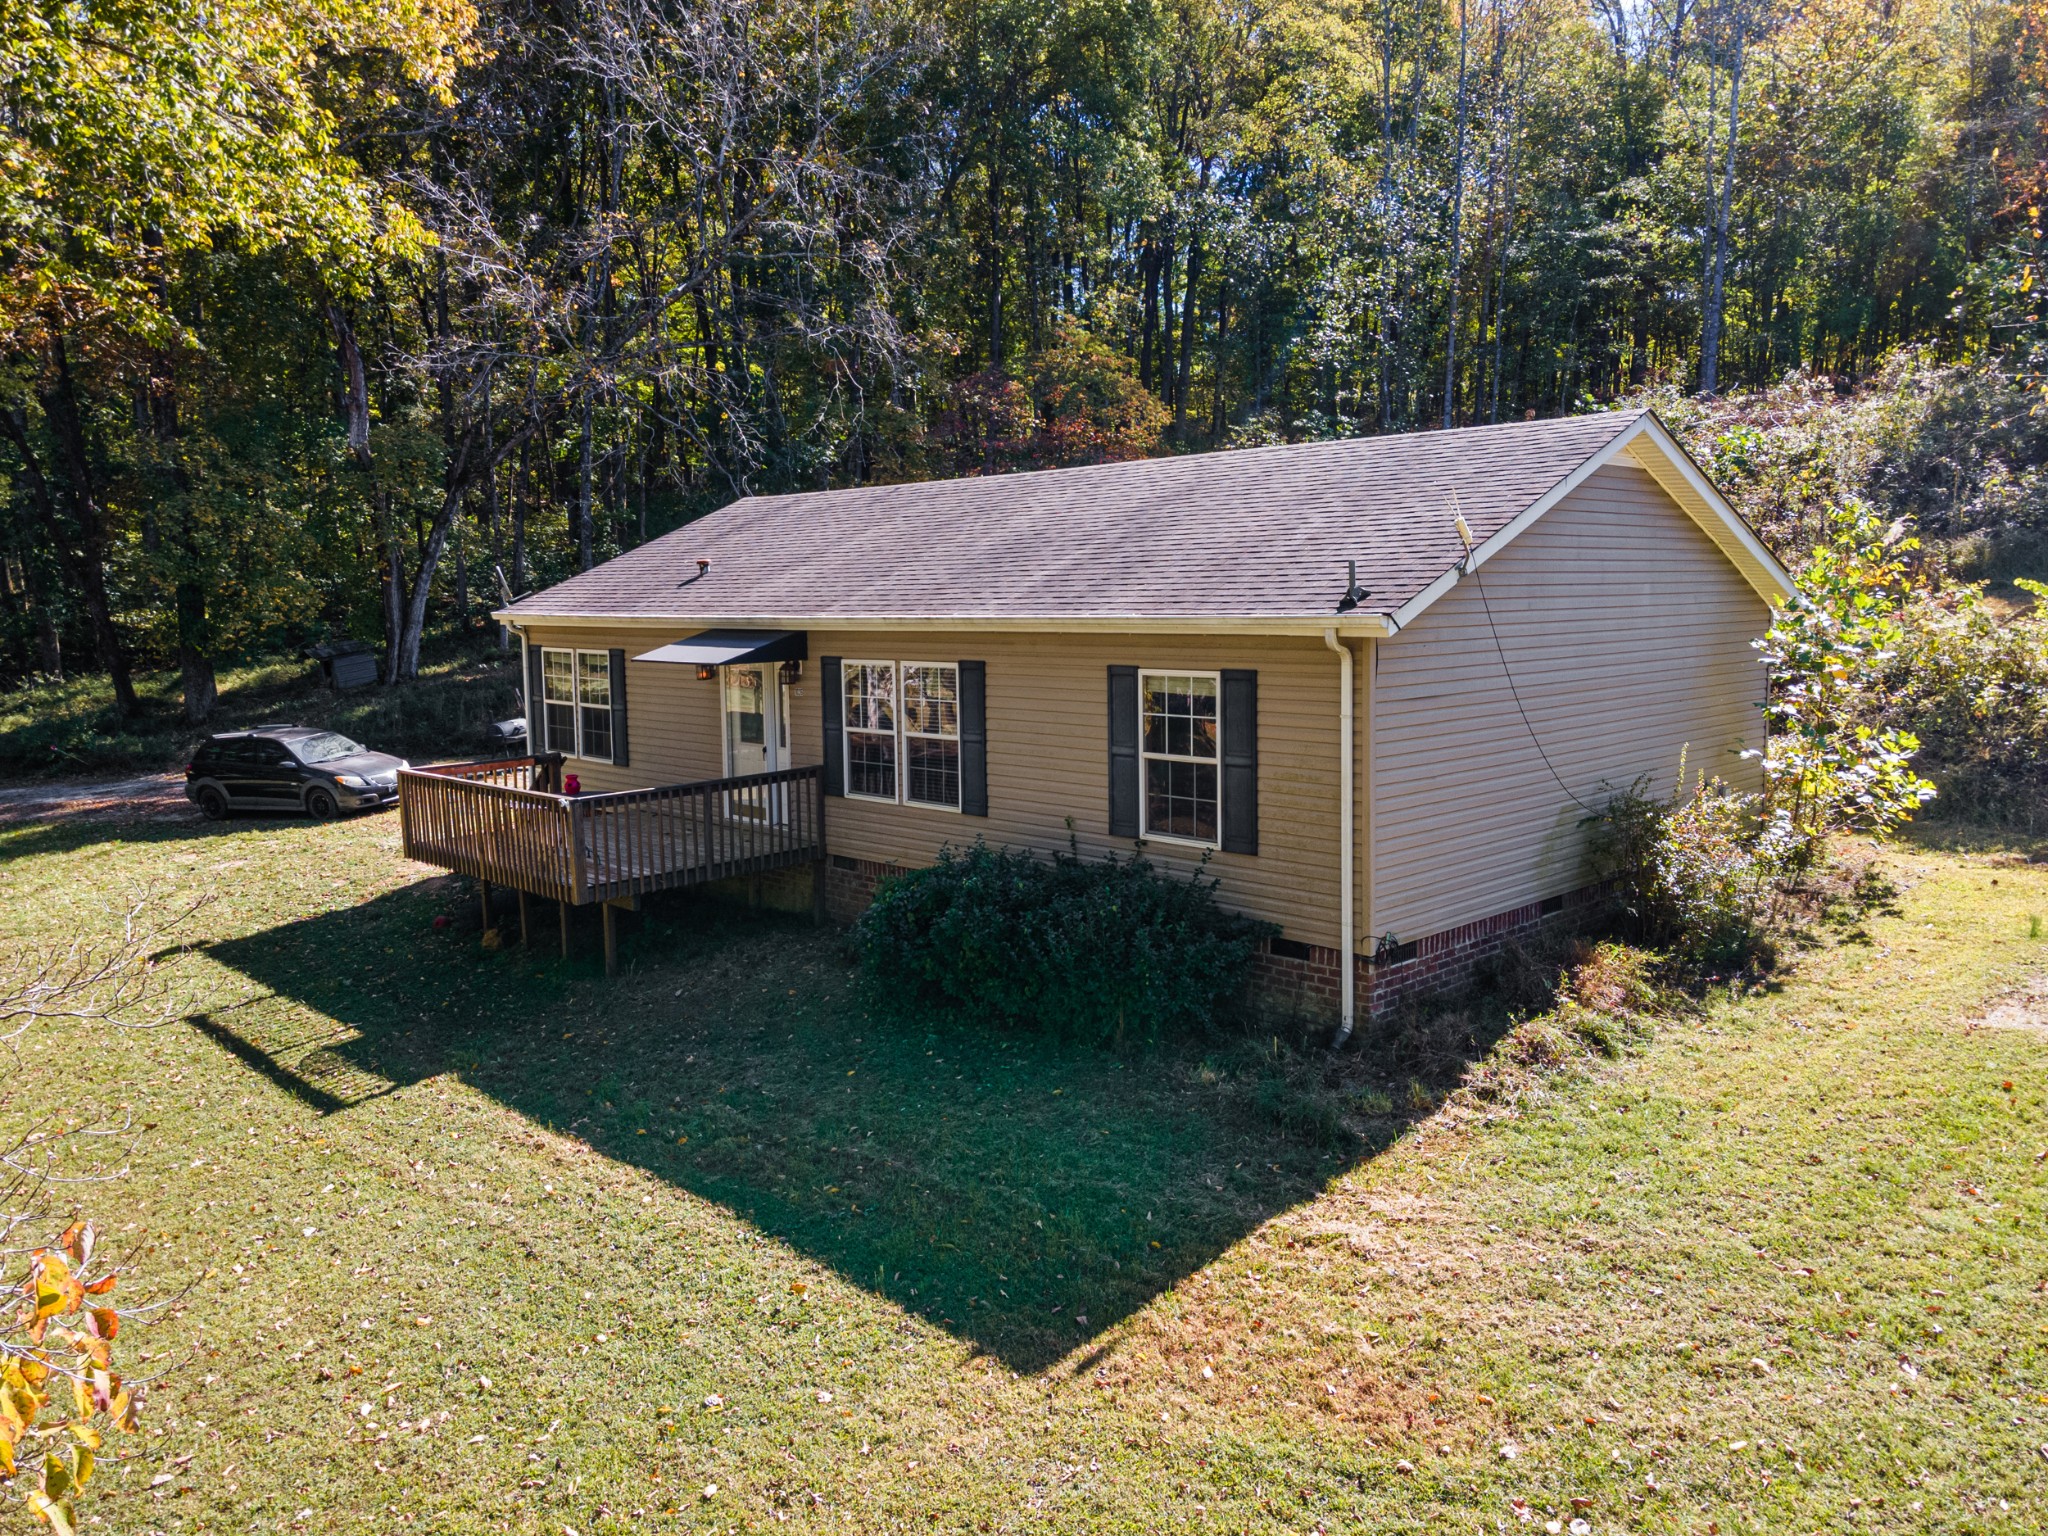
[539,647,614,763]
[843,661,961,810]
[1140,670,1219,845]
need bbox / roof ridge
[737,407,1650,509]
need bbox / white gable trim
[1385,410,1793,633]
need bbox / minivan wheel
[305,786,341,821]
[197,785,229,821]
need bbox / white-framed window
[1140,670,1219,846]
[540,647,614,763]
[843,661,898,801]
[843,660,961,811]
[901,663,961,809]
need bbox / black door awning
[632,629,808,667]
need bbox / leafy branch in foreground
[0,888,208,1530]
[1,1221,141,1534]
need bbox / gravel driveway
[0,773,193,825]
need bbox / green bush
[1875,580,2048,826]
[851,841,1276,1045]
[1589,774,1792,968]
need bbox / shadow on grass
[1899,815,2048,862]
[0,801,365,861]
[202,881,1410,1373]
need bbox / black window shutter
[1108,665,1139,838]
[525,639,545,752]
[608,648,629,767]
[821,656,844,796]
[1221,668,1258,855]
[958,660,987,816]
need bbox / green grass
[3,807,2045,1532]
[0,634,522,778]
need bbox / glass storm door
[722,665,788,823]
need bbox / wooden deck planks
[398,757,824,910]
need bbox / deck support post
[479,879,492,936]
[602,902,617,977]
[559,900,570,959]
[517,890,530,946]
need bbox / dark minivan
[186,728,408,820]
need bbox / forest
[3,0,2046,725]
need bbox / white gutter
[1323,628,1356,1047]
[492,611,1395,639]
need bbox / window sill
[845,792,963,814]
[1139,830,1222,852]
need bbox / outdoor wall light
[697,664,717,681]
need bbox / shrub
[851,841,1276,1045]
[1753,502,1938,846]
[1875,579,2048,825]
[1590,773,1794,967]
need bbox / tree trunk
[512,436,529,598]
[389,419,540,682]
[576,393,595,571]
[1442,0,1472,429]
[1699,26,1746,397]
[36,340,136,715]
[1138,241,1161,392]
[1175,161,1211,445]
[177,577,215,722]
[1,408,66,679]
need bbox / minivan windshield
[293,732,365,764]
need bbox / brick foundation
[807,851,1605,1026]
[820,853,904,926]
[1250,883,1608,1023]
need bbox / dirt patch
[0,773,192,826]
[1972,976,2048,1035]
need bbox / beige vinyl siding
[803,630,1348,950]
[512,623,1353,948]
[518,624,724,791]
[1370,462,1770,944]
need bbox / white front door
[722,664,790,821]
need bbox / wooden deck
[397,755,825,967]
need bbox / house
[474,409,1790,1024]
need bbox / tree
[933,322,1166,473]
[0,0,477,715]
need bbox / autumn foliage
[3,1221,139,1534]
[933,324,1169,477]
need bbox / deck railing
[397,756,825,908]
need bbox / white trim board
[1385,410,1793,634]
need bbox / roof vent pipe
[1336,560,1372,613]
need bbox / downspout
[1324,629,1356,1046]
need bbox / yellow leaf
[65,1422,100,1451]
[26,1489,75,1536]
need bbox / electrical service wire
[1467,559,1601,815]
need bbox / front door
[722,665,789,822]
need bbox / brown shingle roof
[505,411,1647,623]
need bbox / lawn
[1,799,2044,1533]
